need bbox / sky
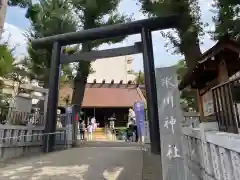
[3,0,216,71]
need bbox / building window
[127,70,134,74]
[127,59,132,64]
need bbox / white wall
[87,55,136,83]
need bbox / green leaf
[25,0,77,87]
[175,60,198,111]
[0,45,14,76]
[8,0,32,8]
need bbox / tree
[175,59,198,111]
[0,43,14,106]
[211,0,240,41]
[0,44,13,76]
[0,40,31,109]
[70,0,131,107]
[25,0,77,88]
[24,0,78,110]
[134,70,144,84]
[139,0,203,69]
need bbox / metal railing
[56,114,74,128]
[212,77,240,133]
[0,107,45,126]
[0,107,74,127]
[0,131,67,152]
[8,111,45,125]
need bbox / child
[87,123,93,140]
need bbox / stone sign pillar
[156,66,185,180]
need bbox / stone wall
[0,125,67,161]
[182,122,240,180]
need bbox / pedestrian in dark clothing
[126,124,135,141]
[134,125,138,142]
[79,121,85,140]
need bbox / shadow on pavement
[0,141,143,180]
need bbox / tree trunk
[182,41,202,69]
[71,13,94,107]
[0,0,8,38]
[176,1,203,69]
[71,14,96,145]
[71,42,91,146]
[71,41,91,107]
[71,72,87,108]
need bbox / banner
[133,101,145,142]
[65,105,73,125]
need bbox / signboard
[65,106,73,125]
[202,91,214,116]
[64,105,73,145]
[134,101,145,142]
[156,67,185,180]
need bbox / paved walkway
[0,141,143,180]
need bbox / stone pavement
[0,141,143,180]
[141,144,162,180]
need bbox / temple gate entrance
[31,15,180,156]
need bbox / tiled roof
[59,83,144,107]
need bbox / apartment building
[87,55,136,83]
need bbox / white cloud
[199,0,214,9]
[3,0,216,71]
[2,22,27,57]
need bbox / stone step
[94,128,105,132]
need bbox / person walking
[134,124,138,142]
[79,121,85,141]
[126,123,134,142]
[91,116,97,131]
[87,123,93,140]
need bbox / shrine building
[59,55,146,127]
[179,37,240,134]
[59,81,145,127]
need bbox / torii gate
[31,14,180,155]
